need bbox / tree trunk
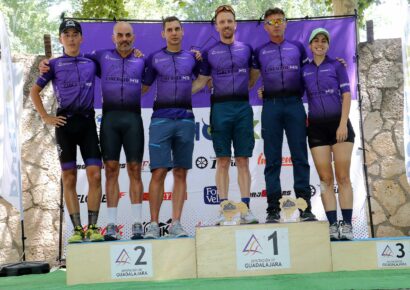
[332,0,358,15]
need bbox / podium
[195,221,332,278]
[66,237,196,285]
[331,237,410,271]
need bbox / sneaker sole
[131,234,144,240]
[104,235,119,241]
[241,220,259,224]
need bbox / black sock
[241,197,250,208]
[88,210,99,226]
[341,209,353,224]
[325,210,337,225]
[70,213,82,228]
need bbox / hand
[206,78,213,89]
[257,86,264,100]
[41,114,67,127]
[336,124,348,143]
[39,58,50,74]
[191,49,202,61]
[336,57,347,67]
[133,48,144,58]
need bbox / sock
[88,210,99,226]
[341,209,353,224]
[325,210,337,225]
[241,197,250,208]
[70,213,82,228]
[107,207,117,225]
[131,203,142,223]
[219,198,227,204]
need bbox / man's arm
[249,68,260,89]
[30,84,66,127]
[192,74,211,94]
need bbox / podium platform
[331,237,410,271]
[195,221,332,278]
[66,237,196,285]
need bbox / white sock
[107,207,117,225]
[131,203,142,223]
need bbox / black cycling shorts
[100,111,144,163]
[55,114,102,170]
[308,119,355,149]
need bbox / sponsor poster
[61,17,369,253]
[111,244,153,279]
[235,228,291,271]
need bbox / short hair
[264,7,286,19]
[162,16,182,29]
[214,4,236,21]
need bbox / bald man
[89,22,147,240]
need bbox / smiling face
[112,22,135,53]
[215,11,236,42]
[309,34,329,57]
[59,28,82,56]
[162,20,183,47]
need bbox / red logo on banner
[142,191,187,201]
[261,189,267,197]
[257,153,293,166]
[119,192,126,198]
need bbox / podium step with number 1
[195,221,332,278]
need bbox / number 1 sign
[235,228,291,271]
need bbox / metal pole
[354,9,375,238]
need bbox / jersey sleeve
[142,53,157,86]
[252,46,261,69]
[335,61,350,94]
[35,60,54,88]
[295,41,309,65]
[199,49,211,76]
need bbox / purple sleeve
[84,50,100,62]
[199,50,211,76]
[142,53,157,86]
[295,41,309,65]
[336,62,350,94]
[252,46,261,69]
[35,62,54,88]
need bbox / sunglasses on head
[264,18,286,26]
[214,5,236,17]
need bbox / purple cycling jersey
[36,53,96,115]
[253,40,308,98]
[87,49,145,113]
[200,41,253,103]
[144,48,199,119]
[302,56,350,123]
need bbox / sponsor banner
[0,12,23,215]
[62,17,368,254]
[235,228,291,271]
[111,244,153,279]
[377,241,410,268]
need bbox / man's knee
[105,162,120,179]
[217,157,231,170]
[319,175,334,193]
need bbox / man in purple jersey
[142,16,200,239]
[30,20,103,243]
[192,4,259,225]
[40,22,147,241]
[253,8,317,223]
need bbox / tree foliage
[73,0,129,19]
[0,0,60,54]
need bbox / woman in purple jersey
[302,28,355,240]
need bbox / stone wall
[359,38,409,237]
[0,38,407,266]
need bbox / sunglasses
[264,18,286,26]
[214,5,236,18]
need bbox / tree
[73,0,129,19]
[0,0,60,54]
